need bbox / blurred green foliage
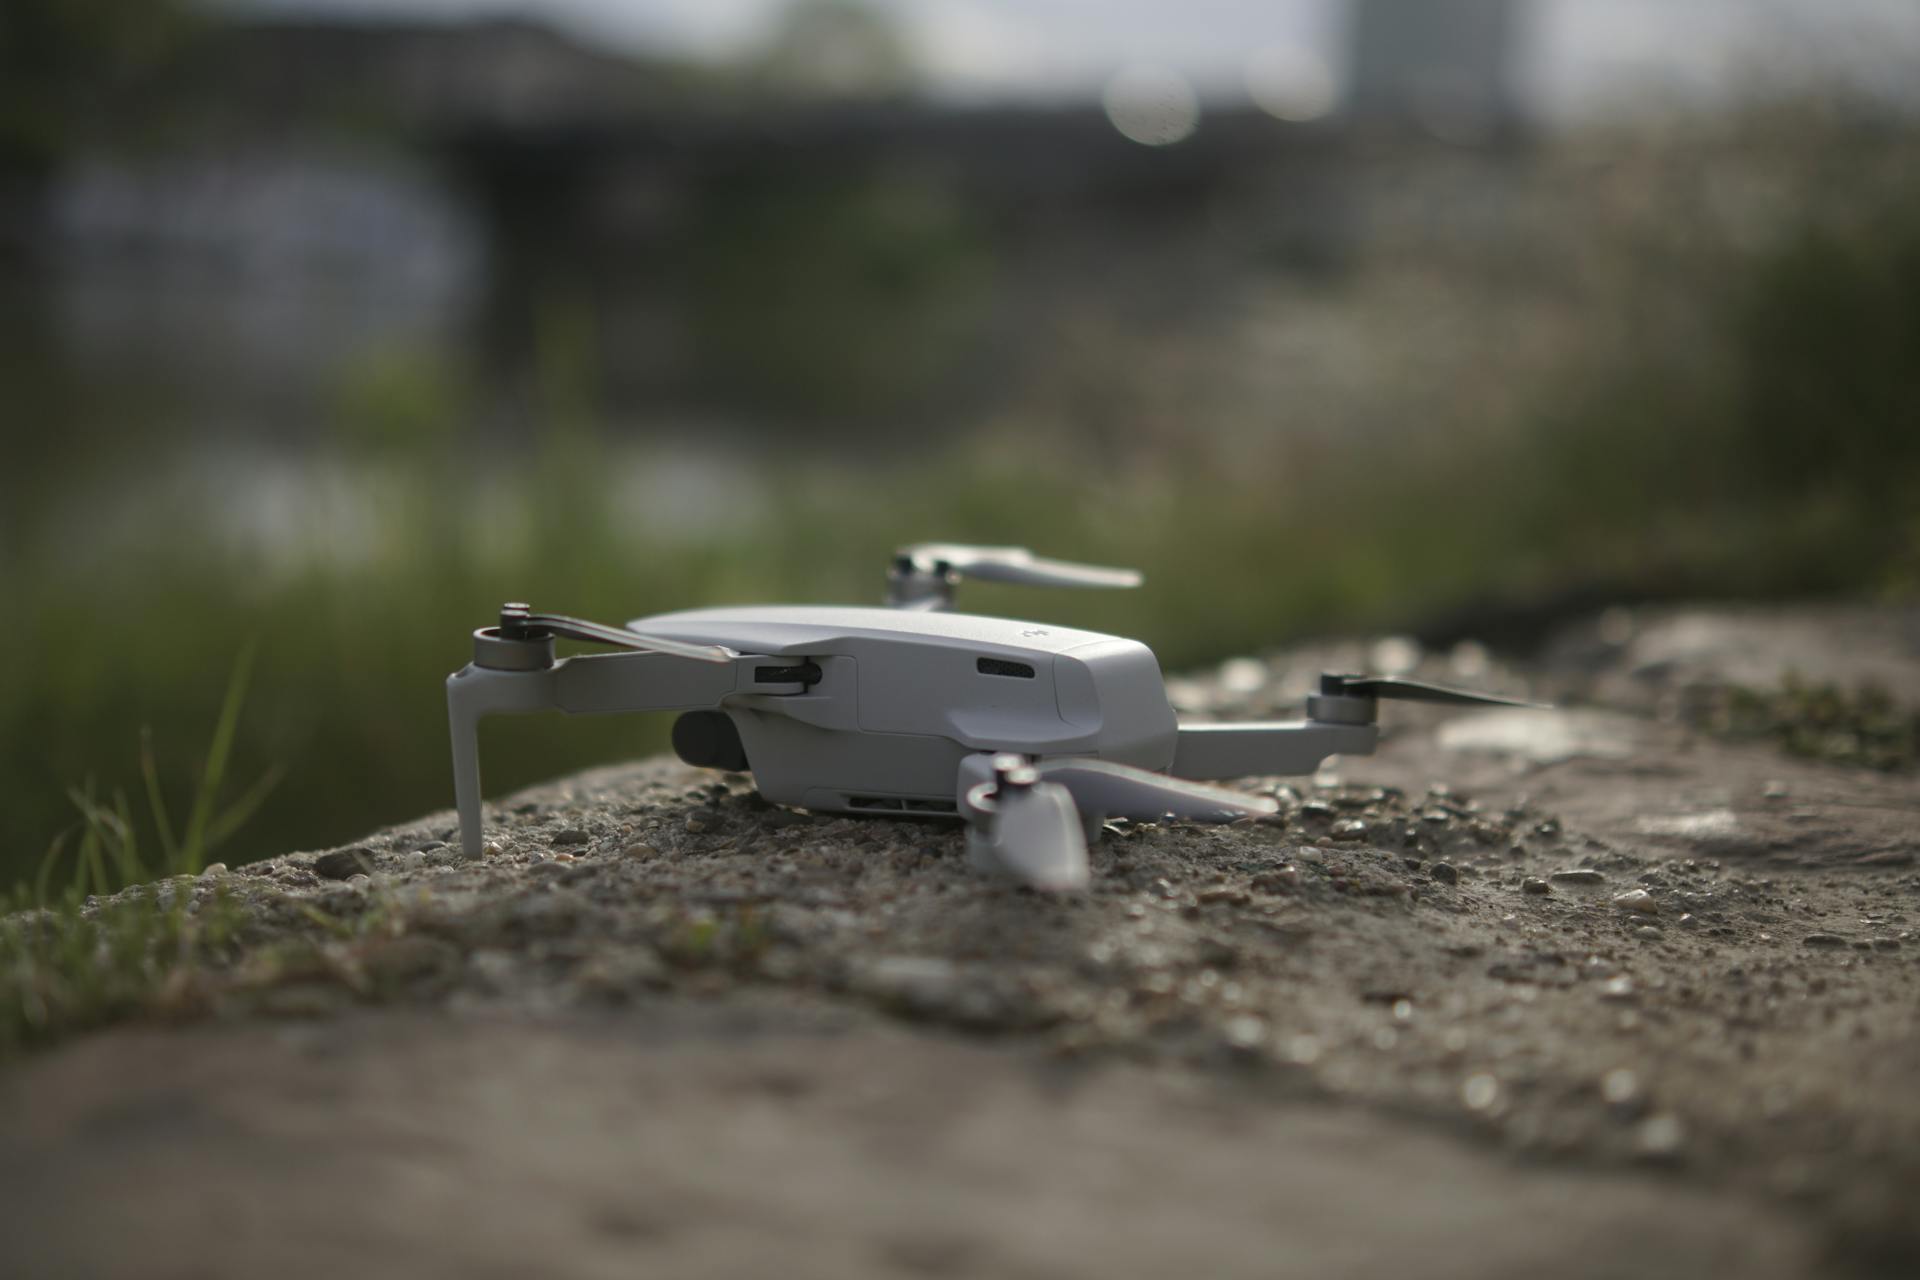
[6,88,1920,897]
[1738,216,1920,508]
[333,347,470,460]
[0,0,196,169]
[688,173,996,420]
[1716,676,1920,772]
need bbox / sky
[235,0,1920,123]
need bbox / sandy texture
[2,603,1917,1278]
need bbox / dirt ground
[3,603,1917,1279]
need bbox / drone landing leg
[1169,721,1379,782]
[448,665,560,858]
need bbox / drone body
[448,546,1540,890]
[630,605,1178,814]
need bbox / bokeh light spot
[1245,45,1338,122]
[1102,64,1200,147]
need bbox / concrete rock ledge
[3,604,1918,1279]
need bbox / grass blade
[109,790,144,888]
[180,642,258,874]
[139,726,180,871]
[203,762,286,854]
[33,832,70,911]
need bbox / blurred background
[3,0,1918,891]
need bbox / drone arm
[449,651,798,857]
[550,650,758,714]
[1169,720,1380,782]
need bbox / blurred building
[1345,0,1520,140]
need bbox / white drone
[448,544,1540,891]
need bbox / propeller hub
[992,753,1036,791]
[1307,685,1378,725]
[498,603,537,639]
[472,626,555,671]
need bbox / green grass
[0,888,245,1055]
[1,651,273,1053]
[1710,676,1920,772]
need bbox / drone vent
[904,798,958,814]
[845,795,958,816]
[976,657,1036,679]
[846,796,906,812]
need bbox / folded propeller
[967,754,1276,891]
[888,543,1142,610]
[1305,672,1548,724]
[475,604,733,670]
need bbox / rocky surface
[3,603,1918,1278]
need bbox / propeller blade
[1033,758,1278,823]
[1325,674,1549,709]
[499,605,733,664]
[897,544,1142,591]
[988,779,1091,891]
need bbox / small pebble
[1430,862,1459,885]
[1633,1113,1686,1161]
[1802,933,1849,949]
[1521,877,1551,895]
[1283,1034,1322,1065]
[1549,869,1605,886]
[313,848,375,880]
[1613,889,1659,915]
[1601,1068,1640,1104]
[550,828,591,847]
[1223,1015,1268,1050]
